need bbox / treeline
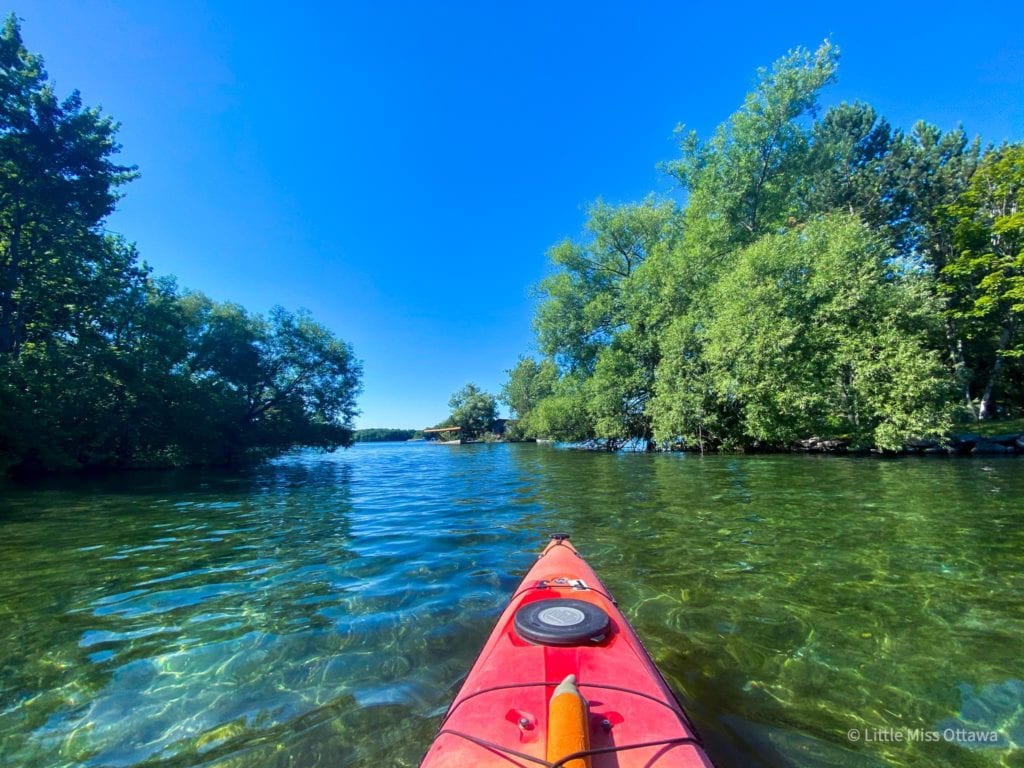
[354,429,418,442]
[0,17,361,474]
[502,42,1023,451]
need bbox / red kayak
[421,535,715,767]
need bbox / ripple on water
[0,445,1021,768]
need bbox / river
[1,442,1021,767]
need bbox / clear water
[0,443,1022,767]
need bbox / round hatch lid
[513,598,610,646]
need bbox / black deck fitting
[550,533,571,542]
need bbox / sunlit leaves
[448,383,498,438]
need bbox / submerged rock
[794,438,847,453]
[972,440,1015,455]
[936,679,1024,749]
[978,433,1022,445]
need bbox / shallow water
[0,443,1022,767]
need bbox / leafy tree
[180,299,362,463]
[531,198,677,443]
[0,15,363,473]
[535,198,676,372]
[354,428,417,442]
[509,42,1024,450]
[0,15,136,357]
[667,41,838,261]
[887,123,983,412]
[524,374,594,443]
[940,144,1024,418]
[646,42,844,447]
[694,216,950,449]
[499,356,558,437]
[448,383,498,438]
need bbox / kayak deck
[421,536,714,767]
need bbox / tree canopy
[506,41,1024,451]
[354,428,418,442]
[447,383,498,438]
[0,16,362,474]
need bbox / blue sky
[13,2,1024,428]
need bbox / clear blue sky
[13,2,1024,428]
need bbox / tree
[0,15,363,474]
[499,356,558,437]
[648,41,843,447]
[535,198,676,373]
[0,15,136,357]
[799,102,902,237]
[653,216,951,449]
[509,41,1021,450]
[531,198,677,443]
[940,144,1024,418]
[523,374,594,443]
[354,428,416,442]
[448,383,498,438]
[666,41,838,261]
[181,299,362,463]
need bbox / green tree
[512,41,1014,450]
[0,15,136,357]
[448,383,498,438]
[667,41,838,262]
[888,124,982,412]
[0,15,363,474]
[799,102,903,237]
[535,198,676,372]
[532,198,677,443]
[648,42,843,447]
[653,216,950,449]
[525,374,594,443]
[499,356,558,437]
[354,428,417,442]
[181,299,362,463]
[940,144,1024,418]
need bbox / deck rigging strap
[439,680,703,745]
[435,728,702,767]
[508,582,618,605]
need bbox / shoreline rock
[657,429,1024,456]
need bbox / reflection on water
[1,444,1022,767]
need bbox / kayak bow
[421,535,715,767]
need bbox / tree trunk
[944,317,975,418]
[978,324,1011,420]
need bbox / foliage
[939,144,1024,418]
[524,374,594,442]
[505,40,988,451]
[447,383,498,438]
[0,15,137,359]
[0,17,361,473]
[655,216,951,449]
[499,356,558,437]
[354,428,418,442]
[527,198,677,443]
[667,41,838,259]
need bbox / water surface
[1,443,1022,767]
